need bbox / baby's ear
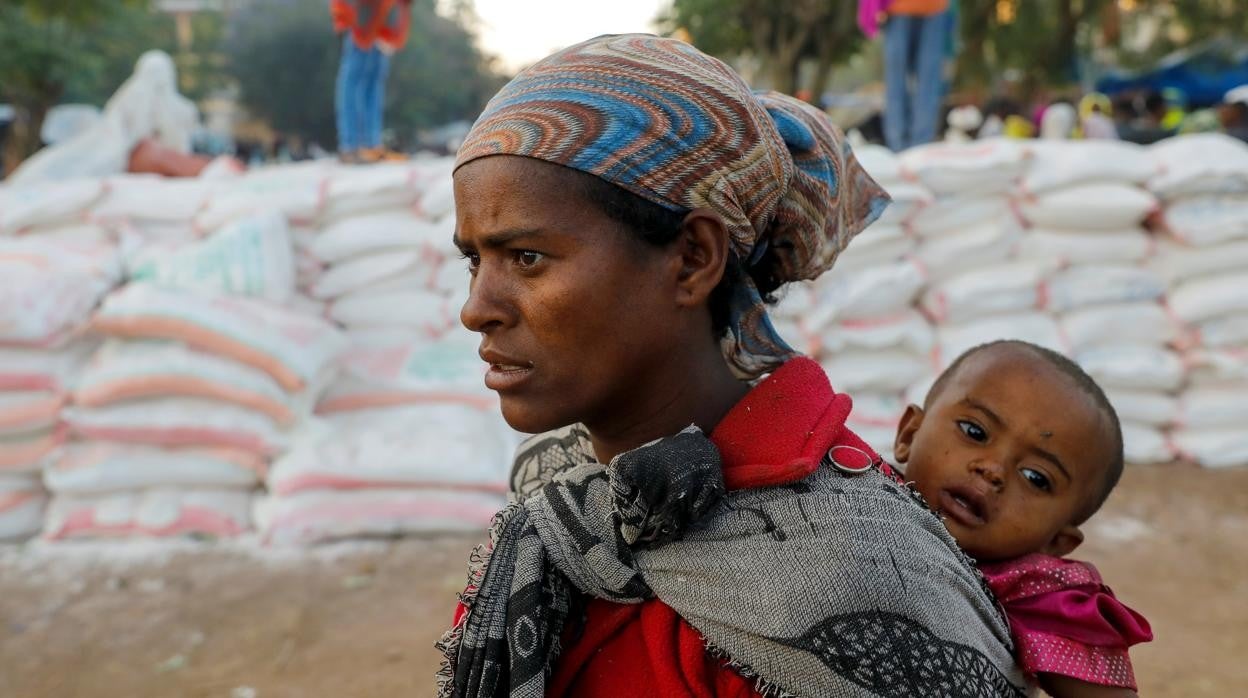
[893,404,924,464]
[1043,525,1084,558]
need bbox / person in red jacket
[331,0,411,163]
[438,34,1029,697]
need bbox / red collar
[709,357,869,491]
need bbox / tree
[226,0,503,150]
[661,0,862,97]
[0,0,166,175]
[955,0,1114,92]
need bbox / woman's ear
[673,208,732,308]
[893,404,925,464]
[1043,525,1084,558]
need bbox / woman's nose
[459,264,509,333]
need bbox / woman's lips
[484,362,533,392]
[938,488,987,528]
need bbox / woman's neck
[585,342,751,464]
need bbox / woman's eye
[1021,468,1052,492]
[957,420,987,442]
[460,252,481,273]
[513,250,544,268]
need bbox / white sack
[921,262,1048,323]
[1121,422,1174,465]
[1060,303,1179,351]
[1018,183,1157,230]
[44,488,253,539]
[1172,428,1248,468]
[806,259,926,325]
[1045,265,1166,312]
[45,443,265,494]
[257,488,503,545]
[820,350,930,394]
[311,210,449,264]
[1106,389,1177,428]
[1169,272,1248,325]
[908,195,1012,238]
[1178,386,1248,430]
[936,313,1066,364]
[127,211,295,302]
[92,283,346,392]
[0,179,107,233]
[816,310,934,357]
[268,403,510,496]
[1161,194,1248,247]
[899,139,1029,196]
[1147,134,1248,200]
[1017,227,1153,266]
[1020,140,1156,194]
[914,220,1019,281]
[1076,345,1185,392]
[1152,239,1248,286]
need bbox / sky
[470,0,671,74]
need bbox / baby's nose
[970,460,1005,489]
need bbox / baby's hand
[1039,673,1139,698]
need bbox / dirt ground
[1,463,1245,698]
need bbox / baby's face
[894,345,1117,562]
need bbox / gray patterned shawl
[437,425,1028,697]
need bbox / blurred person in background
[1040,101,1077,140]
[1220,86,1248,143]
[1079,93,1118,140]
[864,0,954,151]
[331,0,412,164]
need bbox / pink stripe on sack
[263,496,500,543]
[46,505,245,540]
[271,473,508,497]
[69,425,274,455]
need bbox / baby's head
[894,340,1124,562]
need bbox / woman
[439,35,1027,697]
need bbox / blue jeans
[883,13,947,151]
[335,35,391,152]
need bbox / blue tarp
[1096,39,1248,107]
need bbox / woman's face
[453,155,686,434]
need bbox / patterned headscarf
[456,34,890,377]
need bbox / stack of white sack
[903,141,1040,377]
[92,173,224,247]
[1149,134,1248,467]
[843,145,932,267]
[1009,140,1175,465]
[307,158,461,332]
[51,213,346,539]
[900,139,1029,283]
[794,260,932,462]
[258,330,513,544]
[0,218,120,539]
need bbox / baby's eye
[957,420,987,442]
[513,250,544,268]
[1021,468,1052,492]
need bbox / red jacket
[452,357,878,697]
[330,0,413,51]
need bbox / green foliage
[0,0,170,173]
[226,0,503,149]
[661,0,861,95]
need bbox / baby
[893,340,1152,698]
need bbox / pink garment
[979,553,1153,690]
[858,0,891,38]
